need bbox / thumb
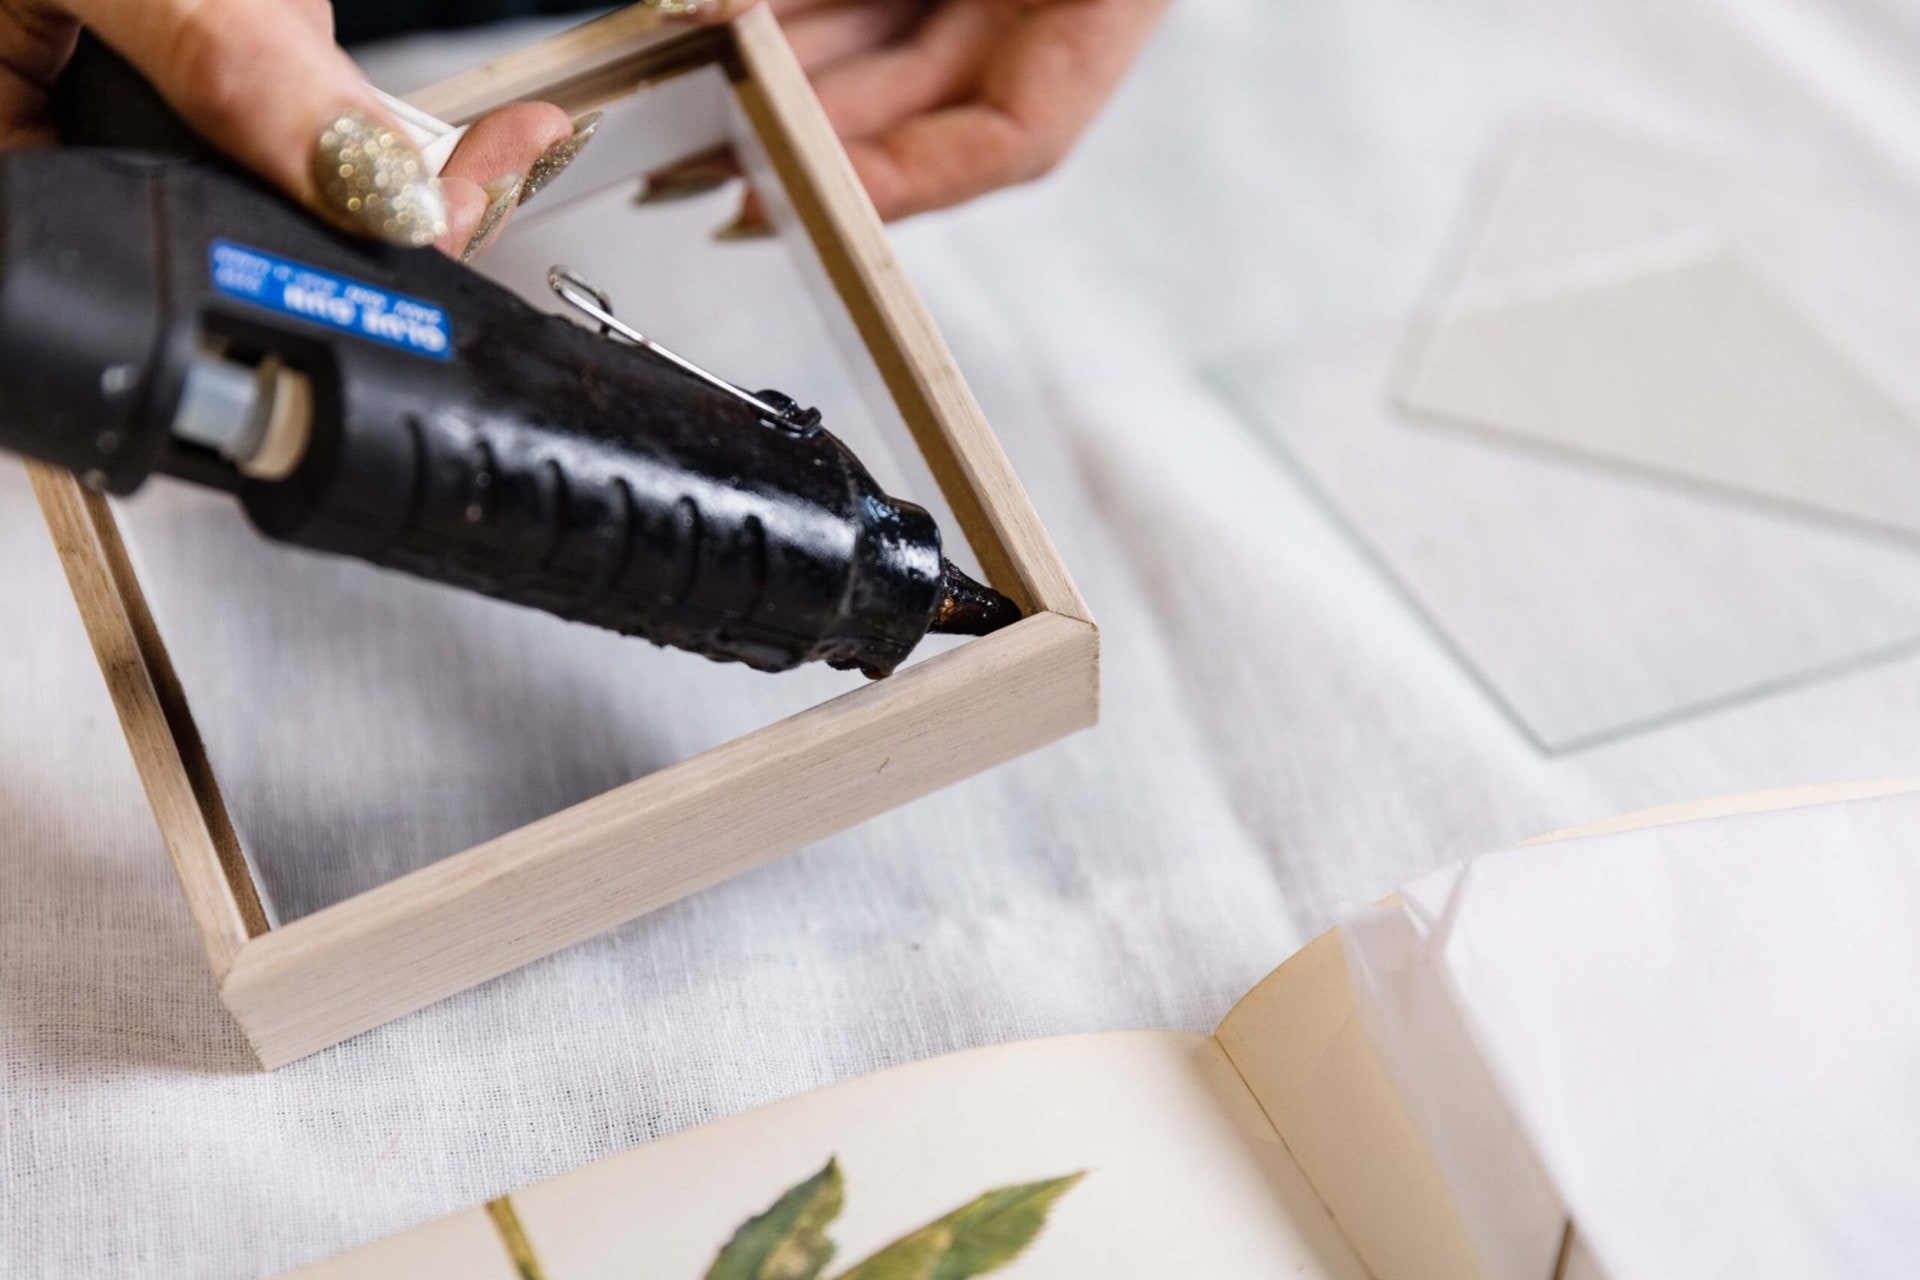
[68,0,447,247]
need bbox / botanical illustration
[482,1158,1084,1280]
[706,1159,1084,1280]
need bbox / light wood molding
[726,6,1090,621]
[29,463,268,978]
[223,611,1096,1067]
[407,5,1088,624]
[33,6,1095,1067]
[406,8,712,121]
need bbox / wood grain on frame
[34,7,1095,1067]
[725,6,1090,622]
[412,7,1089,622]
[222,611,1097,1068]
[28,464,269,978]
[406,8,718,121]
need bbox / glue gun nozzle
[929,558,1024,636]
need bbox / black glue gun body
[0,148,1018,675]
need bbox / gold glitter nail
[310,107,449,248]
[643,0,723,15]
[461,173,525,263]
[518,112,604,207]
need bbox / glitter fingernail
[462,173,525,263]
[311,107,449,248]
[518,112,604,207]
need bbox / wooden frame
[30,5,1097,1069]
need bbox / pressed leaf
[927,1173,1084,1279]
[831,1225,952,1280]
[833,1173,1084,1280]
[705,1159,845,1280]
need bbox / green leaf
[927,1174,1084,1279]
[830,1225,952,1280]
[705,1159,845,1280]
[833,1173,1085,1280]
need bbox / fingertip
[437,175,487,256]
[440,101,574,190]
[513,100,576,153]
[460,172,526,262]
[843,141,916,222]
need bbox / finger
[974,0,1171,156]
[782,0,929,72]
[1,7,79,89]
[436,101,572,255]
[67,0,443,245]
[0,117,57,149]
[439,101,573,189]
[832,0,1171,218]
[289,0,334,38]
[0,8,78,148]
[844,103,1038,219]
[438,174,490,255]
[808,0,997,139]
[712,0,1011,227]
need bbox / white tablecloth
[8,0,1920,1273]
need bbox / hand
[788,0,1171,218]
[0,0,583,256]
[673,0,1171,225]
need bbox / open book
[288,778,1920,1279]
[287,928,1465,1280]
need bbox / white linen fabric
[7,0,1920,1274]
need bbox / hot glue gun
[0,89,1018,677]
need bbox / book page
[1345,777,1920,1280]
[1213,777,1920,1280]
[289,1031,1368,1278]
[1216,928,1486,1280]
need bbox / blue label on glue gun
[209,240,453,361]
